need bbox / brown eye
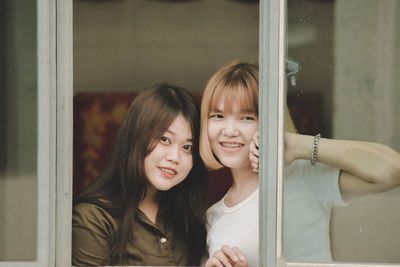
[209,114,223,119]
[242,116,255,121]
[183,144,192,152]
[160,136,170,144]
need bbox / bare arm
[286,132,400,201]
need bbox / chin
[155,184,175,191]
[218,157,247,167]
[220,161,243,169]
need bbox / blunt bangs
[209,82,258,116]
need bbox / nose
[222,118,239,137]
[166,145,179,164]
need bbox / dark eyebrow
[165,129,192,142]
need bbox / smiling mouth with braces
[220,142,244,148]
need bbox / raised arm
[285,132,400,201]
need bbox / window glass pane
[285,0,400,263]
[73,0,258,199]
[0,0,37,261]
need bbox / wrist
[311,133,321,166]
[294,133,314,160]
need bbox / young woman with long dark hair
[72,83,207,266]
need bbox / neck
[224,166,258,207]
[230,166,259,191]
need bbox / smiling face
[144,113,194,192]
[207,98,259,170]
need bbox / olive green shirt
[72,203,190,266]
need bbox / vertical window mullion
[37,0,56,266]
[55,0,73,266]
[259,0,285,266]
[38,0,56,265]
[0,0,58,266]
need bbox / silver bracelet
[311,133,321,167]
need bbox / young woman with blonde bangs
[201,61,400,266]
[200,61,260,267]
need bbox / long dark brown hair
[74,83,207,265]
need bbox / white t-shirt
[206,187,259,267]
[283,159,347,262]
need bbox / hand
[205,245,248,267]
[250,131,298,169]
[249,131,259,173]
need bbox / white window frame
[0,0,72,266]
[259,0,285,266]
[4,0,399,266]
[55,0,73,265]
[0,0,57,266]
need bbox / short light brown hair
[200,61,298,170]
[285,106,298,134]
[200,61,259,170]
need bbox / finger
[214,250,232,267]
[249,150,259,169]
[249,152,257,163]
[250,152,259,162]
[249,142,259,158]
[249,144,259,161]
[232,247,246,262]
[253,131,259,148]
[250,161,259,173]
[221,245,239,263]
[251,162,259,171]
[206,257,224,267]
[249,154,259,173]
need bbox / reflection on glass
[0,0,37,261]
[283,0,400,264]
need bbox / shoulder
[207,198,224,215]
[73,202,118,233]
[73,202,109,217]
[286,160,343,208]
[72,203,117,265]
[286,159,339,181]
[206,198,225,226]
[285,159,305,177]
